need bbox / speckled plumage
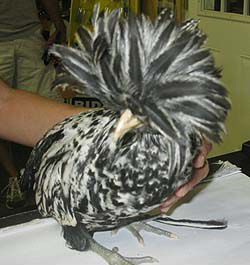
[21,6,230,264]
[23,108,196,231]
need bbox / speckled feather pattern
[22,6,230,237]
[23,108,196,231]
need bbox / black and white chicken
[22,5,230,265]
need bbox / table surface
[0,170,250,265]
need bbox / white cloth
[0,171,249,265]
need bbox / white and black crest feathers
[51,5,230,143]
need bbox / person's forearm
[0,81,85,147]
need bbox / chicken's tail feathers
[154,216,228,229]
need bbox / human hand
[160,138,212,213]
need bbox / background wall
[187,0,250,156]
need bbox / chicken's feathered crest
[51,5,230,143]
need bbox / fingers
[175,161,209,198]
[160,137,212,214]
[159,162,208,213]
[193,138,212,169]
[176,138,211,198]
[160,193,179,213]
[160,161,209,213]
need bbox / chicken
[21,5,230,265]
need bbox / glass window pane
[204,0,221,11]
[225,0,244,14]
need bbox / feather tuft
[50,5,230,143]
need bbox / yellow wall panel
[187,0,250,156]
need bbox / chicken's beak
[113,109,142,142]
